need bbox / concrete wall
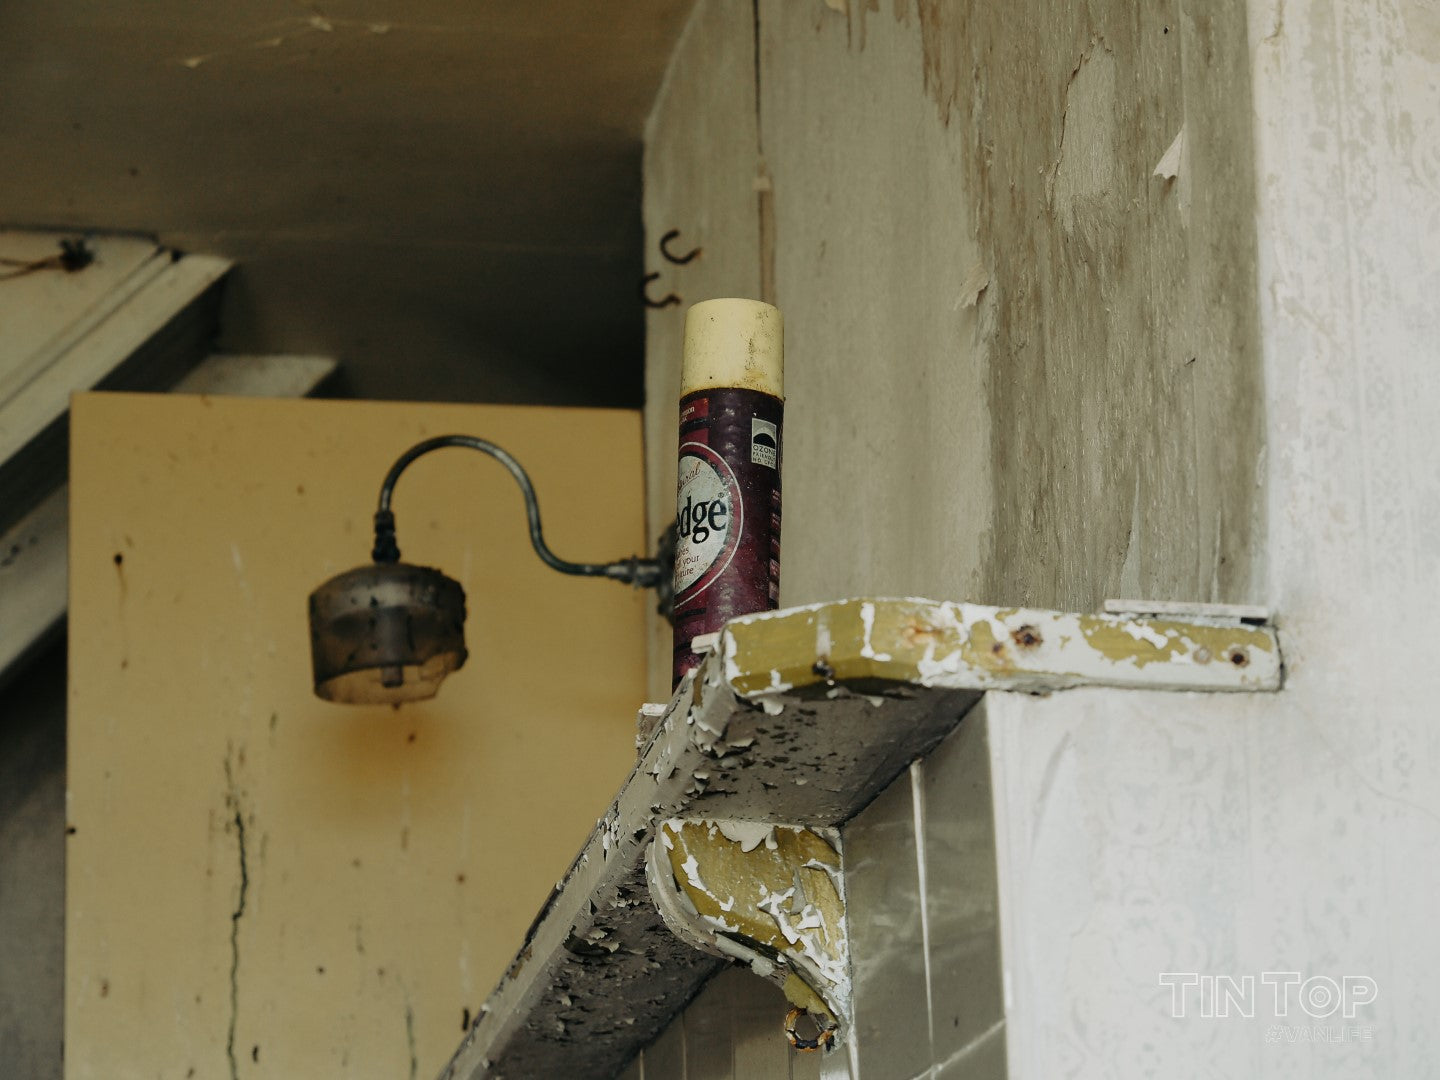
[638,0,1438,1075]
[979,0,1435,1065]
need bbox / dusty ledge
[439,598,1281,1080]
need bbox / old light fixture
[308,435,673,705]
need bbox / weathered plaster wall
[922,0,1265,607]
[639,0,1439,1075]
[641,0,1265,697]
[757,2,991,612]
[640,0,1440,1075]
[641,0,763,693]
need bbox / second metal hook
[641,271,681,309]
[659,229,702,265]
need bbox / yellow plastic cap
[681,298,784,399]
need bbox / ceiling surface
[0,1,695,405]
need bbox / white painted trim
[0,242,169,406]
[0,254,232,465]
[0,352,335,681]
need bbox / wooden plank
[0,249,233,534]
[754,2,994,617]
[440,597,1281,1079]
[720,598,1281,697]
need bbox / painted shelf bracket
[647,818,849,1043]
[440,597,1281,1080]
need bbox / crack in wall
[404,997,418,1080]
[223,745,249,1080]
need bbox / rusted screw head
[1011,625,1042,649]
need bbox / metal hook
[659,229,702,265]
[641,271,681,309]
[784,1007,838,1053]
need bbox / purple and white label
[674,442,743,596]
[672,386,783,687]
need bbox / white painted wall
[989,1,1440,1074]
[1248,0,1440,757]
[1247,0,1440,1060]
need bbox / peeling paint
[1154,126,1186,179]
[915,0,966,124]
[857,600,893,662]
[1049,44,1124,243]
[956,262,991,309]
[721,598,1282,697]
[715,819,776,852]
[451,594,1280,1078]
[901,0,1268,610]
[648,819,850,1025]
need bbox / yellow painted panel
[66,393,647,1079]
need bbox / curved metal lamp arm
[371,435,666,588]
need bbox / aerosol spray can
[672,298,784,685]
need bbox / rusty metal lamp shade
[308,434,673,706]
[309,562,468,704]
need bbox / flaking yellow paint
[720,598,1281,696]
[659,820,845,1020]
